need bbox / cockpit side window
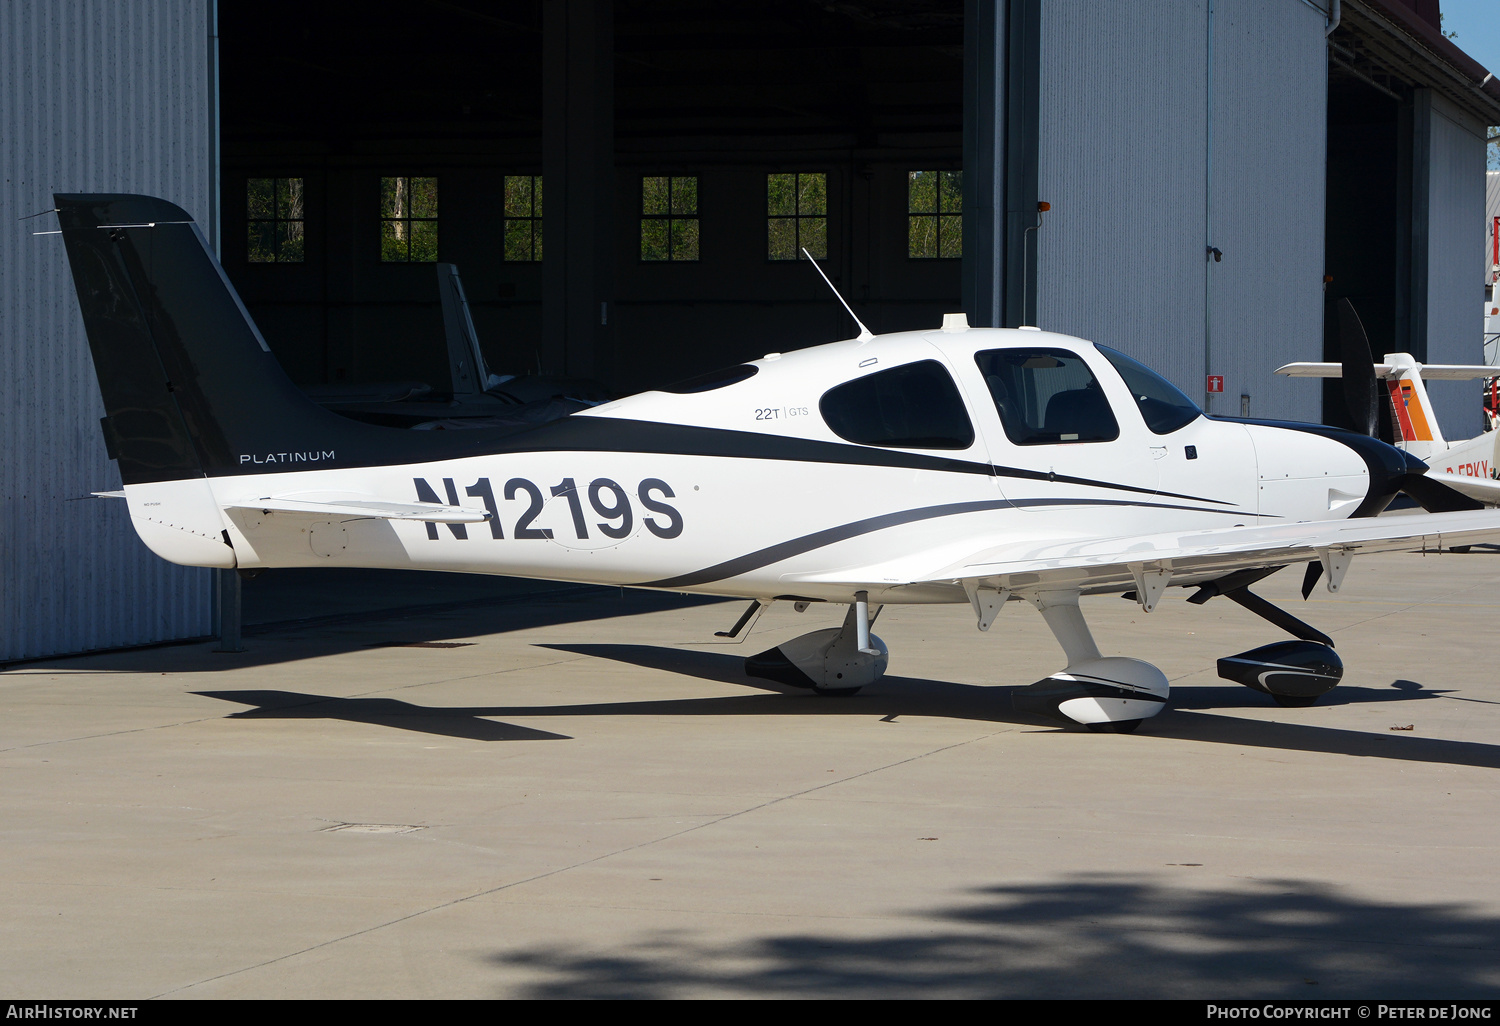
[974,348,1119,444]
[819,359,975,449]
[1096,346,1202,435]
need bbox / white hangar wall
[1034,0,1327,423]
[0,1,215,662]
[1421,92,1487,441]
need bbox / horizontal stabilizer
[226,497,490,524]
[1406,365,1500,380]
[1276,362,1499,380]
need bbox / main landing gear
[742,588,1169,731]
[744,592,887,696]
[740,563,1345,724]
[1011,591,1170,732]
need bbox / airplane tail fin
[1277,350,1500,462]
[54,194,511,490]
[1381,356,1445,458]
[437,262,495,397]
[54,193,358,486]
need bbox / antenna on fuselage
[801,247,873,341]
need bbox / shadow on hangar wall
[218,0,966,407]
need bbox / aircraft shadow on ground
[193,690,573,742]
[536,643,1500,771]
[13,588,725,673]
[482,875,1500,998]
[194,644,1500,771]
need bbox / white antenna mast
[801,247,873,341]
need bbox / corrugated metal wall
[1036,0,1327,423]
[1035,0,1208,383]
[0,1,215,662]
[1423,93,1486,440]
[1204,0,1326,424]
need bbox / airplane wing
[223,497,490,524]
[780,508,1500,597]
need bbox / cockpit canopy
[811,339,1202,452]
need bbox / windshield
[1096,346,1202,435]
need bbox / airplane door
[951,343,1163,513]
[1153,415,1260,519]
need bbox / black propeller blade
[1336,297,1380,438]
[1301,562,1322,600]
[1382,445,1484,513]
[1401,472,1484,513]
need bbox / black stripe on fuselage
[410,417,1237,508]
[991,463,1234,506]
[634,495,1261,589]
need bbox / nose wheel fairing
[1217,640,1343,703]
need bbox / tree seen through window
[380,177,438,262]
[503,175,542,261]
[767,173,826,260]
[641,176,699,261]
[247,178,304,263]
[908,170,962,259]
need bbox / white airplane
[1275,298,1500,505]
[51,194,1500,732]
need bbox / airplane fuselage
[127,327,1380,606]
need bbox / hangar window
[641,176,699,261]
[975,348,1119,445]
[247,178,304,263]
[503,175,543,262]
[820,360,974,450]
[767,173,827,260]
[380,177,438,262]
[908,171,961,259]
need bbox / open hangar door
[1323,5,1499,442]
[217,0,965,403]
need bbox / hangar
[3,0,1498,660]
